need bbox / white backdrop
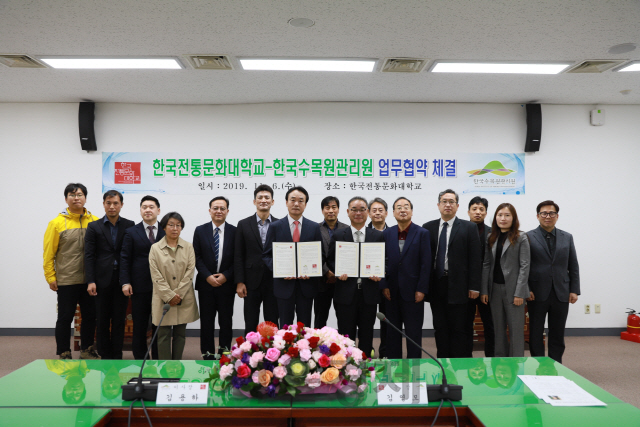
[1,102,639,331]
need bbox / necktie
[355,230,363,243]
[147,225,155,244]
[436,222,448,278]
[293,220,300,242]
[213,227,220,271]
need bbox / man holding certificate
[263,186,323,327]
[329,196,386,357]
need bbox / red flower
[329,343,341,355]
[283,332,296,343]
[261,337,271,348]
[296,321,305,333]
[362,351,368,360]
[318,354,331,368]
[308,337,320,349]
[236,364,251,378]
[287,347,300,358]
[219,355,230,366]
[236,336,245,345]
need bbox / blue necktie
[436,222,448,278]
[213,227,220,272]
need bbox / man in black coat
[120,195,165,359]
[85,190,135,359]
[194,196,236,359]
[234,185,279,335]
[422,189,482,359]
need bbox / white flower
[308,359,316,370]
[240,341,252,352]
[219,364,234,380]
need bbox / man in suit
[367,197,389,357]
[235,184,279,335]
[466,196,495,357]
[316,196,348,328]
[85,190,135,359]
[263,186,323,327]
[121,195,165,359]
[526,200,580,363]
[383,197,431,359]
[422,189,482,359]
[194,196,236,359]
[329,197,384,357]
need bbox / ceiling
[1,0,639,105]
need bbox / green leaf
[241,383,255,392]
[287,385,299,398]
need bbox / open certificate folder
[272,241,323,278]
[335,242,385,278]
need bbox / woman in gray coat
[481,203,530,357]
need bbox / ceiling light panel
[431,61,572,74]
[616,61,640,72]
[38,57,182,69]
[0,55,47,68]
[239,58,376,72]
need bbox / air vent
[382,58,428,73]
[185,55,233,70]
[565,60,626,74]
[0,55,47,68]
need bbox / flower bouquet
[208,321,374,398]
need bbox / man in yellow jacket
[43,183,100,359]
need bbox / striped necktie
[214,227,220,271]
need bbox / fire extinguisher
[621,308,640,343]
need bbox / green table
[0,408,111,427]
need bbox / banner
[102,152,525,196]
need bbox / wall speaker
[524,104,541,152]
[78,102,97,152]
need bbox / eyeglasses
[67,193,85,199]
[166,223,182,229]
[439,200,457,206]
[349,208,368,213]
[539,212,558,218]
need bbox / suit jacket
[383,223,431,302]
[328,226,385,305]
[84,216,135,288]
[262,216,323,300]
[527,226,580,302]
[481,232,531,300]
[479,223,492,264]
[234,214,278,289]
[193,221,236,295]
[120,221,166,293]
[320,220,349,290]
[422,217,482,304]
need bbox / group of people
[43,183,579,363]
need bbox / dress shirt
[104,216,120,265]
[398,222,411,253]
[437,217,456,270]
[540,226,557,258]
[143,221,158,241]
[212,221,226,273]
[287,215,303,239]
[256,214,272,246]
[367,222,388,231]
[321,220,339,241]
[493,232,508,284]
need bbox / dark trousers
[430,275,468,358]
[243,273,279,335]
[528,287,570,363]
[55,283,96,355]
[386,287,424,359]
[466,296,495,357]
[277,282,313,328]
[95,273,129,359]
[198,286,236,359]
[378,294,387,358]
[313,281,334,329]
[131,291,158,360]
[334,288,377,357]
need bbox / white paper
[518,375,606,407]
[156,382,209,405]
[360,242,385,277]
[273,243,296,278]
[376,382,429,405]
[296,241,323,277]
[334,241,360,277]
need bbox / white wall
[1,102,638,330]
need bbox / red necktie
[292,220,300,242]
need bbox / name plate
[156,382,209,405]
[376,382,429,405]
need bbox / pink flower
[312,351,323,362]
[240,341,252,352]
[296,339,310,350]
[345,364,362,381]
[265,348,281,362]
[273,366,287,379]
[246,331,261,344]
[278,354,291,366]
[351,349,363,364]
[305,372,322,388]
[219,364,234,380]
[234,360,243,370]
[299,349,312,362]
[231,348,243,359]
[252,371,260,383]
[358,384,367,393]
[249,351,264,368]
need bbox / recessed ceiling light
[616,61,640,72]
[288,18,315,28]
[608,43,637,54]
[431,61,572,74]
[239,58,376,72]
[620,89,632,95]
[38,57,182,69]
